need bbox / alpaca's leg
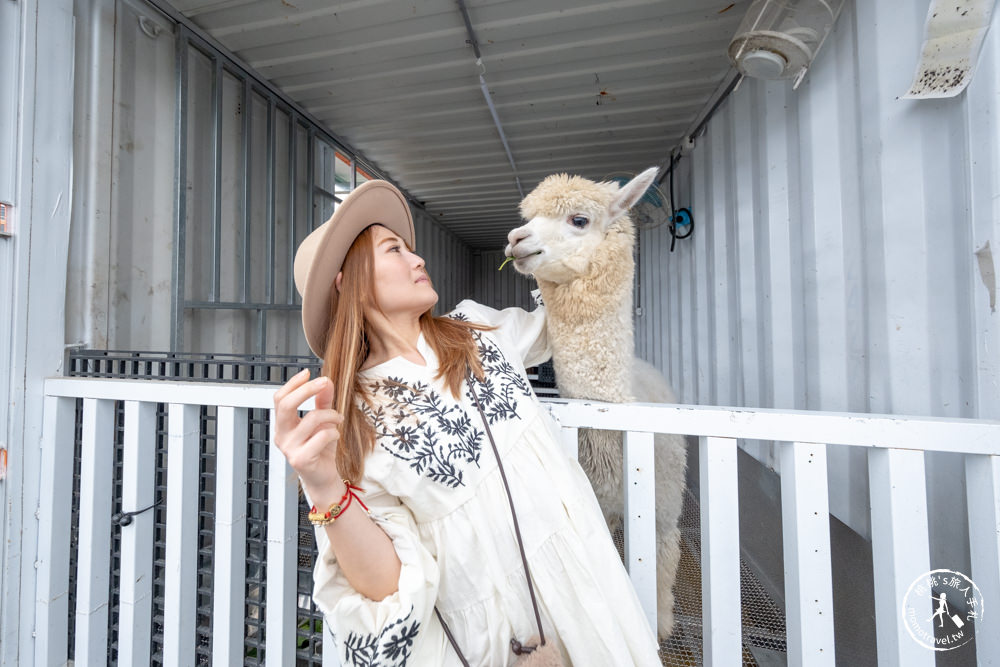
[656,526,681,640]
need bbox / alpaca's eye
[570,215,589,229]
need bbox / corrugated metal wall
[637,0,1000,569]
[66,0,473,357]
[471,249,539,312]
[417,208,475,316]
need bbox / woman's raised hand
[273,369,346,505]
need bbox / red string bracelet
[308,481,369,526]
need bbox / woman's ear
[335,272,343,292]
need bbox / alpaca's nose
[507,226,531,249]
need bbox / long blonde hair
[321,225,490,484]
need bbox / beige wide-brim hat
[293,180,415,357]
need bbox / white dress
[311,300,660,667]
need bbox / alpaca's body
[507,169,688,640]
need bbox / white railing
[35,377,1000,667]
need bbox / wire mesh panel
[107,405,125,664]
[245,408,270,665]
[150,405,170,665]
[68,398,83,660]
[609,489,788,666]
[68,349,319,385]
[296,502,326,666]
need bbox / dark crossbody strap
[435,370,547,663]
[435,607,471,667]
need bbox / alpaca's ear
[607,166,659,225]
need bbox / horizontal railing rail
[35,377,1000,666]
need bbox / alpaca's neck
[538,220,636,402]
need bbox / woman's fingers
[286,409,343,448]
[273,374,332,435]
[272,368,310,406]
[286,425,341,475]
[272,371,344,486]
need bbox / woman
[273,180,660,666]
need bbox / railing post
[164,404,200,667]
[212,407,248,667]
[34,395,76,667]
[266,410,298,666]
[74,398,116,666]
[868,448,934,667]
[624,431,657,632]
[780,442,835,666]
[699,436,741,665]
[117,401,157,665]
[965,454,1000,666]
[560,426,579,461]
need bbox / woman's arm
[310,479,401,601]
[273,370,401,600]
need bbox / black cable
[667,152,694,252]
[112,497,164,527]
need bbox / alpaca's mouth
[498,250,542,271]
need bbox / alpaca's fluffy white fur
[507,168,688,640]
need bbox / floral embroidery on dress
[364,378,484,488]
[362,322,535,488]
[342,605,420,667]
[466,331,534,425]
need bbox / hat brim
[294,180,415,357]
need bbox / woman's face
[369,224,438,317]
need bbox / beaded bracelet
[308,481,369,526]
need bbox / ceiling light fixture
[728,0,845,88]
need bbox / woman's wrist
[306,478,349,510]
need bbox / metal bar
[212,406,249,667]
[241,77,251,304]
[73,398,116,665]
[287,115,297,305]
[211,57,223,302]
[170,28,190,352]
[34,396,76,667]
[455,0,522,197]
[350,154,357,190]
[265,411,298,665]
[163,404,200,667]
[623,431,657,632]
[699,435,741,665]
[539,400,1000,454]
[780,442,835,666]
[477,74,523,198]
[258,308,267,354]
[965,454,1000,666]
[313,183,342,202]
[117,401,157,666]
[689,72,742,146]
[40,379,1000,455]
[307,127,315,230]
[868,448,933,667]
[185,301,300,311]
[266,97,276,307]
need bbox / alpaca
[504,167,688,640]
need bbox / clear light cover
[728,0,845,84]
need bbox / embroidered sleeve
[311,482,442,666]
[451,298,551,368]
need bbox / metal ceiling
[171,0,747,249]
